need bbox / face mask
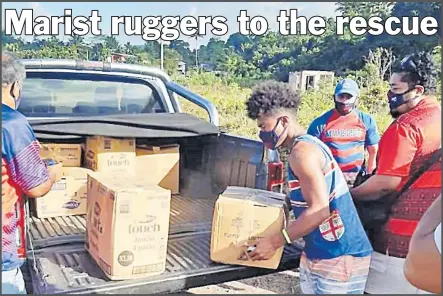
[334,95,356,115]
[13,95,21,109]
[387,88,417,112]
[259,119,287,150]
[335,101,354,115]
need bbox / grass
[175,73,260,139]
[175,72,394,140]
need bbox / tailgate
[27,231,303,294]
[27,195,215,249]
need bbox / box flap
[62,167,93,179]
[219,186,286,208]
[88,172,170,194]
[136,144,180,155]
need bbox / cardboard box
[135,145,180,194]
[40,143,82,167]
[210,186,288,269]
[85,136,136,174]
[34,167,92,218]
[85,172,171,280]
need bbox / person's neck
[407,95,429,111]
[2,90,15,109]
[282,124,306,149]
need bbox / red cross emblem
[319,210,345,241]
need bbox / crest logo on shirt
[318,210,345,241]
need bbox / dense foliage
[2,2,440,138]
[3,2,440,79]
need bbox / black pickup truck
[16,59,303,294]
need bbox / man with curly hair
[245,81,373,294]
[351,52,441,294]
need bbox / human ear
[415,85,425,96]
[280,115,290,127]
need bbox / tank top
[287,134,373,260]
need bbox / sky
[2,2,340,49]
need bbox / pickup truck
[16,59,303,294]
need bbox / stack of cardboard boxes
[35,134,288,279]
[35,136,180,280]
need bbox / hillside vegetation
[177,77,394,140]
[174,47,439,139]
[2,2,440,138]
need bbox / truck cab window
[18,77,166,117]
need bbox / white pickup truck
[16,59,303,294]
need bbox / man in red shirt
[351,52,441,294]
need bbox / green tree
[335,2,394,18]
[163,48,181,75]
[124,42,133,55]
[169,39,193,66]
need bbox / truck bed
[25,194,303,294]
[27,232,302,294]
[28,195,215,249]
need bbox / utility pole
[195,35,199,71]
[160,39,164,70]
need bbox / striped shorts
[299,252,371,294]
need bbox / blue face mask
[387,88,418,118]
[259,119,287,150]
[387,89,416,110]
[13,95,21,109]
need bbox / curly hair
[246,80,301,120]
[393,51,439,95]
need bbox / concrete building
[288,70,335,91]
[178,61,186,74]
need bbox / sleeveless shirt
[287,134,373,260]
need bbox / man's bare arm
[350,174,401,201]
[271,141,330,248]
[366,144,378,173]
[23,164,57,198]
[404,196,441,294]
[25,170,56,198]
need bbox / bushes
[176,71,260,139]
[178,72,394,140]
[176,45,442,138]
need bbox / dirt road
[187,269,302,294]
